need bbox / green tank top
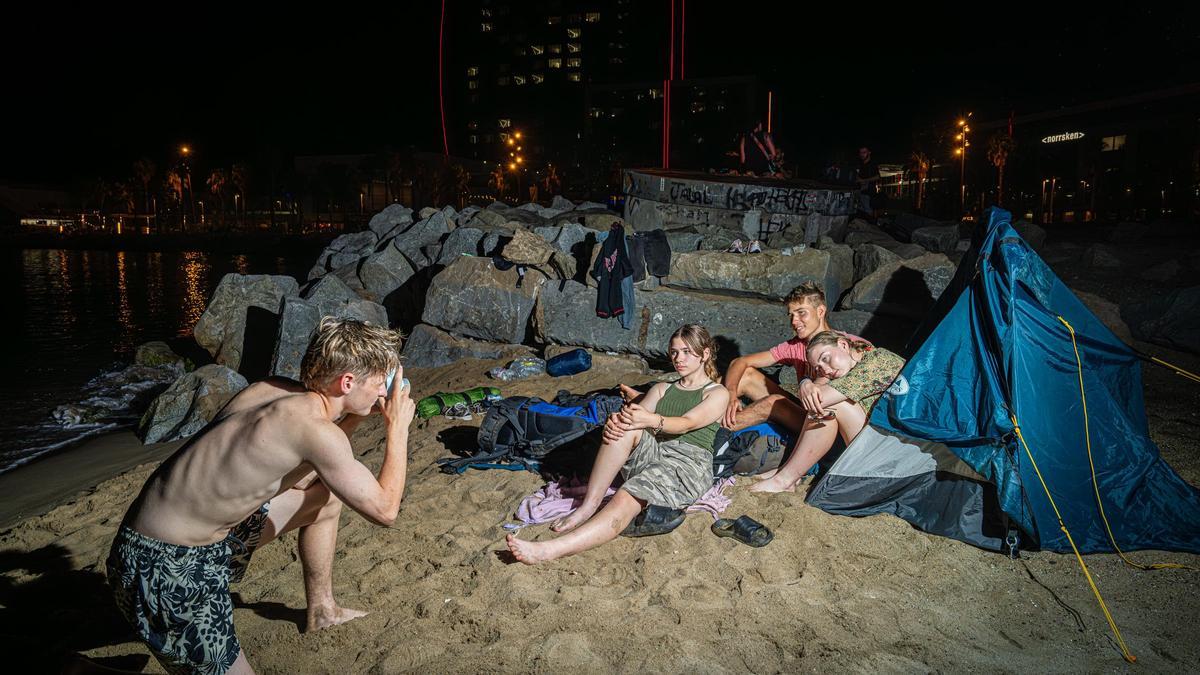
[656,381,720,452]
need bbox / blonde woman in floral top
[750,331,906,494]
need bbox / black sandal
[620,505,686,538]
[711,515,773,547]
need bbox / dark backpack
[437,391,624,473]
[712,422,793,479]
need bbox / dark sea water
[0,248,317,474]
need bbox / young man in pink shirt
[722,282,865,433]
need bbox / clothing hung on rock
[591,224,634,324]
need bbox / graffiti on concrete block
[668,181,715,205]
[724,185,816,212]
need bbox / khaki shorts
[620,431,713,509]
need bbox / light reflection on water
[0,247,316,473]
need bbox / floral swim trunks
[105,505,269,675]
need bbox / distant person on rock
[740,120,779,177]
[107,318,415,674]
[722,282,869,438]
[856,146,883,220]
[507,324,729,564]
[750,330,905,493]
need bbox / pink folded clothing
[515,476,736,525]
[686,477,736,520]
[515,478,615,525]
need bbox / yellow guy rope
[1010,417,1136,663]
[1147,356,1200,385]
[1057,316,1198,573]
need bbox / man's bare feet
[506,533,558,565]
[306,605,368,632]
[753,468,779,480]
[748,474,797,493]
[551,503,598,532]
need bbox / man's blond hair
[300,317,403,390]
[784,282,826,309]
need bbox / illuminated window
[567,42,581,53]
[608,57,624,65]
[531,44,544,55]
[513,75,526,85]
[468,121,479,130]
[481,22,493,32]
[498,119,512,128]
[531,73,544,84]
[469,135,479,144]
[481,8,491,17]
[586,12,601,22]
[649,88,661,99]
[547,15,561,24]
[567,27,581,38]
[1101,135,1127,151]
[548,58,562,68]
[567,58,581,68]
[514,46,527,56]
[466,66,479,76]
[468,80,478,90]
[548,44,562,54]
[496,76,509,86]
[568,72,581,82]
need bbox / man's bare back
[127,378,345,546]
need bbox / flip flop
[620,504,686,538]
[711,515,774,547]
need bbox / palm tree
[207,169,230,229]
[987,133,1016,206]
[132,158,156,216]
[231,164,249,229]
[166,171,185,232]
[909,151,931,211]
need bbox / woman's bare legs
[507,489,645,565]
[552,429,643,532]
[749,400,866,493]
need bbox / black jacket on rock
[591,224,632,318]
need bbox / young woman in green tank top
[507,324,730,565]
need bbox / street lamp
[955,113,972,215]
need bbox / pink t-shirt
[769,332,868,381]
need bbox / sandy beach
[2,336,1198,674]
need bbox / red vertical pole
[438,0,450,158]
[680,0,686,80]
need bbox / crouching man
[107,318,415,674]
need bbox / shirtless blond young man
[106,318,415,675]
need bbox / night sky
[4,4,1197,184]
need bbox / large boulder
[840,253,955,320]
[665,249,846,303]
[551,195,575,212]
[666,231,705,253]
[1140,259,1183,284]
[436,227,486,265]
[1012,219,1047,252]
[536,282,784,359]
[422,256,545,344]
[393,211,452,269]
[854,243,902,283]
[819,242,856,305]
[368,204,414,239]
[826,309,918,353]
[401,324,530,369]
[887,243,927,259]
[1073,291,1133,344]
[137,365,249,444]
[271,286,389,380]
[1123,286,1200,354]
[1082,244,1122,268]
[889,213,942,242]
[359,239,418,301]
[911,225,961,254]
[327,231,381,271]
[535,222,599,255]
[467,208,512,229]
[193,274,299,374]
[135,341,191,370]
